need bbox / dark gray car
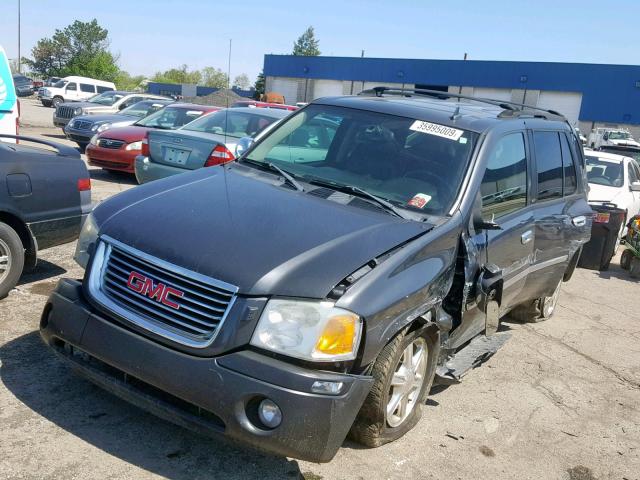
[40,89,591,462]
[0,135,91,298]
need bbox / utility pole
[18,0,21,73]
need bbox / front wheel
[52,96,63,108]
[0,222,25,299]
[349,326,437,447]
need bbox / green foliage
[232,73,250,90]
[254,70,265,99]
[292,26,321,56]
[24,19,119,81]
[201,67,228,88]
[115,71,147,91]
[151,64,202,85]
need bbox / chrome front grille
[88,236,238,348]
[73,119,92,130]
[97,138,125,149]
[57,106,75,119]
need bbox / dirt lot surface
[1,120,639,479]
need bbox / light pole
[17,0,21,73]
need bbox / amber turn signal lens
[314,314,359,357]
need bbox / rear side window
[96,86,113,93]
[560,133,577,195]
[481,132,528,218]
[628,163,639,184]
[533,131,563,201]
[80,83,95,93]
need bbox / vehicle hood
[96,125,149,142]
[95,165,432,297]
[73,113,138,125]
[588,183,627,208]
[609,139,640,148]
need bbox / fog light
[311,381,344,395]
[258,399,282,428]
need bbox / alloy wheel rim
[386,338,428,428]
[0,238,11,284]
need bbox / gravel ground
[0,121,638,480]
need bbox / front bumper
[86,144,136,173]
[40,279,373,462]
[64,125,93,144]
[54,116,72,128]
[135,155,188,184]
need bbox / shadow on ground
[18,259,67,287]
[89,168,138,185]
[0,332,305,479]
[594,262,639,283]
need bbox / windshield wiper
[242,158,304,191]
[307,178,406,219]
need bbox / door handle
[521,230,533,245]
[572,215,587,227]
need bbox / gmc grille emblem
[126,271,184,309]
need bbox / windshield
[608,131,631,140]
[600,146,640,163]
[244,104,478,216]
[53,80,67,88]
[87,91,124,106]
[586,155,624,187]
[120,101,167,118]
[181,110,280,138]
[135,106,207,129]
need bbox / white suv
[40,76,116,108]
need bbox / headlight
[74,213,99,269]
[250,299,362,361]
[89,134,98,146]
[125,141,142,151]
[97,123,111,133]
[74,107,83,115]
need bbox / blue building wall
[264,55,640,124]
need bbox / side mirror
[118,103,128,111]
[235,136,254,157]
[630,182,640,192]
[603,134,609,141]
[474,218,503,231]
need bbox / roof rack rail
[359,86,566,121]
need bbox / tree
[201,67,228,88]
[292,26,320,56]
[232,73,250,90]
[253,70,265,99]
[116,71,147,91]
[23,19,119,81]
[151,64,201,85]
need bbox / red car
[86,103,219,174]
[231,100,298,111]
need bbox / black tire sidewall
[0,223,25,299]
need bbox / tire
[510,277,562,323]
[349,326,437,447]
[0,222,25,299]
[52,96,64,108]
[621,249,633,270]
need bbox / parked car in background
[575,127,587,145]
[585,149,640,242]
[37,77,62,98]
[599,144,640,165]
[0,46,19,143]
[12,74,34,97]
[231,100,298,111]
[0,134,91,298]
[588,127,640,149]
[135,107,289,183]
[40,89,591,463]
[86,103,219,174]
[64,99,172,150]
[40,76,116,108]
[53,91,168,129]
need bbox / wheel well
[0,211,33,255]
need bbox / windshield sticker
[410,120,464,141]
[407,193,432,209]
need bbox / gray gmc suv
[40,88,591,462]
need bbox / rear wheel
[0,222,25,299]
[510,277,562,323]
[621,249,633,270]
[349,326,436,447]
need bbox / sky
[1,0,640,83]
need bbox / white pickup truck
[588,127,640,149]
